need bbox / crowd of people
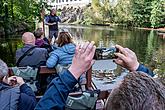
[0,8,165,110]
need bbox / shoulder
[16,48,22,53]
[35,47,47,52]
[66,43,76,49]
[50,49,61,55]
[65,43,76,47]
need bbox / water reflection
[59,25,164,65]
[0,25,164,85]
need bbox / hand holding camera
[93,44,140,71]
[114,45,140,71]
[7,76,25,86]
[94,47,119,60]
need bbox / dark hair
[34,28,44,39]
[105,71,165,110]
[56,32,73,47]
[50,9,56,16]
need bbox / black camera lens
[94,47,119,60]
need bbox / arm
[6,76,37,110]
[46,52,58,68]
[136,64,155,77]
[20,84,36,97]
[57,16,61,22]
[44,16,55,26]
[35,41,96,110]
[114,45,154,77]
[18,84,37,110]
[35,70,78,110]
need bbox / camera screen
[93,47,118,60]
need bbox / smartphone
[93,47,119,60]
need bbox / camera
[93,47,119,60]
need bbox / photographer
[35,42,155,110]
[0,59,36,110]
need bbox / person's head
[105,71,165,110]
[22,32,35,45]
[34,28,44,39]
[56,29,73,47]
[50,8,56,16]
[0,59,8,81]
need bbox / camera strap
[16,46,37,67]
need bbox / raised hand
[68,41,96,79]
[114,45,139,71]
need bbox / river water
[0,24,164,89]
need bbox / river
[0,24,164,87]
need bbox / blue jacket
[35,69,78,110]
[35,64,154,110]
[136,64,155,77]
[46,43,76,68]
[0,83,36,110]
[18,84,37,110]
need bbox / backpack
[65,90,100,110]
[56,64,71,74]
[0,84,20,110]
[12,66,38,92]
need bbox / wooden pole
[40,7,45,37]
[86,67,92,89]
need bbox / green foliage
[82,7,95,25]
[0,0,51,32]
[84,0,165,27]
[111,0,133,24]
[83,0,112,25]
[150,0,165,28]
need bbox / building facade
[49,0,92,9]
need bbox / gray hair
[0,59,8,78]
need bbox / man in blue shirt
[35,42,155,110]
[45,8,61,43]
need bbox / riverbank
[137,27,165,31]
[0,22,33,37]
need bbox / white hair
[0,59,8,79]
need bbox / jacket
[0,83,20,110]
[136,64,155,77]
[46,43,76,68]
[35,64,154,110]
[35,69,78,110]
[16,44,48,67]
[45,15,61,31]
[0,83,36,110]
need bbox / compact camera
[94,47,119,60]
